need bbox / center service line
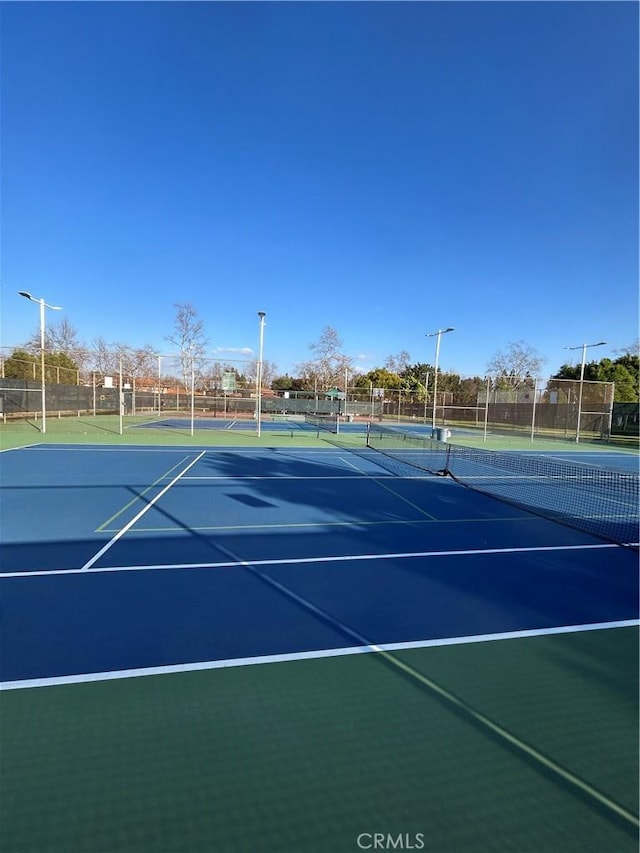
[80,450,207,571]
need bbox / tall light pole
[256,311,266,437]
[426,327,454,433]
[344,366,349,420]
[190,349,195,437]
[18,291,62,434]
[564,340,606,443]
[157,355,163,415]
[423,372,431,424]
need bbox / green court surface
[2,413,639,455]
[0,416,334,449]
[1,628,637,853]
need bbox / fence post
[483,378,490,442]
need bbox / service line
[80,450,206,571]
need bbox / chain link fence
[0,375,634,441]
[348,377,621,441]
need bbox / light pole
[256,311,266,437]
[426,327,454,433]
[119,353,124,435]
[344,367,349,420]
[564,340,606,443]
[423,372,431,424]
[190,349,195,437]
[157,355,163,415]
[18,291,62,434]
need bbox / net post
[444,442,453,475]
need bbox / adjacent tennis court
[1,434,638,853]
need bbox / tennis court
[1,434,638,852]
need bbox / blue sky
[1,1,638,379]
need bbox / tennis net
[366,424,639,549]
[304,413,340,433]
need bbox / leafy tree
[3,349,39,380]
[553,355,639,402]
[353,367,403,391]
[3,348,79,382]
[609,352,640,400]
[271,374,291,391]
[43,352,80,383]
[603,362,638,402]
[271,374,311,392]
[397,362,434,400]
[454,376,486,405]
[486,340,545,388]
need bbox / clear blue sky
[1,1,638,378]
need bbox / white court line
[0,542,625,580]
[2,446,347,454]
[79,450,206,571]
[2,619,636,691]
[338,453,439,519]
[181,474,425,480]
[2,446,203,453]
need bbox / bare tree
[297,326,352,390]
[89,337,118,377]
[384,350,411,374]
[84,339,157,385]
[615,339,640,357]
[165,303,208,389]
[260,359,278,389]
[114,343,157,380]
[245,358,278,388]
[25,317,88,369]
[486,340,545,388]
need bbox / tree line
[3,303,276,392]
[3,306,639,402]
[276,329,639,403]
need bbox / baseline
[2,619,635,691]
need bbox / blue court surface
[1,443,637,685]
[131,415,368,435]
